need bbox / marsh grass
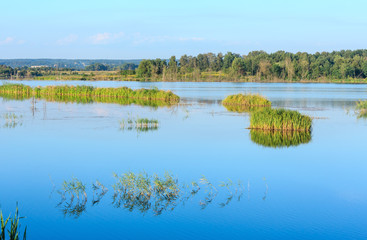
[223,104,267,113]
[0,206,27,240]
[355,100,367,118]
[250,108,312,131]
[250,129,312,148]
[0,83,180,104]
[222,94,271,107]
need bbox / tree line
[1,50,367,81]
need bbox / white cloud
[89,32,124,44]
[57,34,78,45]
[0,37,15,45]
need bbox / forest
[1,50,367,82]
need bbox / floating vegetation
[57,177,88,218]
[2,113,23,128]
[0,83,180,105]
[54,172,264,217]
[222,94,271,107]
[250,129,312,148]
[0,206,27,240]
[250,108,312,131]
[120,118,159,132]
[355,100,367,118]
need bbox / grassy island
[0,83,180,104]
[250,108,312,131]
[222,94,271,107]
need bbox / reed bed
[0,83,180,103]
[222,93,271,107]
[250,129,311,148]
[0,206,27,240]
[356,100,367,118]
[250,108,312,131]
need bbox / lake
[1,80,367,240]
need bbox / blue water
[0,80,366,239]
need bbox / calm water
[1,80,367,240]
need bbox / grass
[0,206,27,240]
[222,93,271,107]
[250,108,312,131]
[0,83,180,103]
[250,129,311,148]
[356,100,367,118]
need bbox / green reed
[250,108,312,131]
[2,113,23,129]
[0,83,180,103]
[120,118,159,132]
[250,129,312,148]
[222,93,271,107]
[0,206,27,240]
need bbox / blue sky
[0,0,366,59]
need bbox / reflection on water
[0,93,177,108]
[250,129,312,148]
[2,113,23,128]
[223,104,269,113]
[54,173,266,218]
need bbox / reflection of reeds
[57,177,88,218]
[356,100,367,119]
[54,172,266,217]
[120,118,159,132]
[0,206,27,240]
[224,104,269,113]
[2,113,23,129]
[250,108,312,131]
[222,94,271,107]
[250,129,311,148]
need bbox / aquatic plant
[250,108,312,131]
[112,172,180,215]
[222,94,271,107]
[223,104,266,113]
[120,118,159,132]
[2,113,23,128]
[92,180,108,206]
[250,129,312,148]
[0,206,27,240]
[57,177,88,218]
[0,83,180,104]
[355,100,367,118]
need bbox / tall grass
[250,129,311,148]
[222,94,271,107]
[0,83,180,103]
[0,206,27,240]
[250,108,312,131]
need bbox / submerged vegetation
[250,129,311,148]
[355,100,367,118]
[0,206,27,240]
[250,108,312,131]
[0,83,180,104]
[222,94,271,107]
[54,172,266,217]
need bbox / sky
[0,0,366,59]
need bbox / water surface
[1,80,366,240]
